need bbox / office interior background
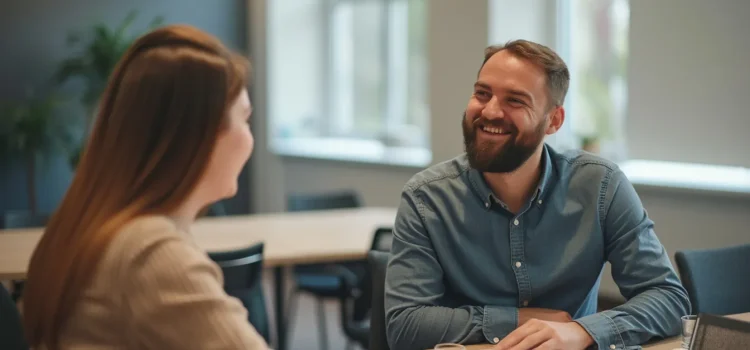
[1,0,749,348]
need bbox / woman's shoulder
[106,215,198,271]
[113,215,185,250]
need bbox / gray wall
[249,0,750,298]
[627,0,750,167]
[0,0,251,216]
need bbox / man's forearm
[575,284,690,349]
[386,304,519,350]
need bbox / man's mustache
[465,113,517,133]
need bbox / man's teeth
[482,126,505,134]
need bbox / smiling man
[384,40,690,350]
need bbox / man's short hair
[481,40,570,108]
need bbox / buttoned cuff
[482,306,518,344]
[575,311,625,350]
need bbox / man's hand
[494,319,594,350]
[519,308,572,325]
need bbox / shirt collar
[467,144,554,207]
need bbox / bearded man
[384,39,690,350]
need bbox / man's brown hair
[481,39,570,108]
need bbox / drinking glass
[681,315,698,349]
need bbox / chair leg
[316,298,328,350]
[284,289,300,343]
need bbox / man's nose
[481,97,505,120]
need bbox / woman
[22,25,267,349]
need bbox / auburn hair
[22,24,250,349]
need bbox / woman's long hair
[22,24,250,349]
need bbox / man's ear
[546,106,565,135]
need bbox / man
[384,39,690,350]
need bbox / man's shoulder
[403,154,471,193]
[550,147,622,181]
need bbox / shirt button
[513,219,519,226]
[609,345,616,350]
[538,199,543,204]
[515,261,522,268]
[485,202,490,208]
[493,337,500,343]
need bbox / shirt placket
[509,215,532,307]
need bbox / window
[488,0,630,161]
[267,0,430,167]
[558,0,630,161]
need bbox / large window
[558,0,630,161]
[489,0,629,161]
[267,0,430,167]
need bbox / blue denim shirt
[385,145,690,350]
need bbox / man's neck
[483,146,544,213]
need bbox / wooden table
[459,313,750,350]
[0,207,397,350]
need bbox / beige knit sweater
[55,216,268,349]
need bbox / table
[0,207,397,350]
[459,312,750,350]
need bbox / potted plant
[55,10,163,167]
[0,89,73,223]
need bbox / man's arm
[385,188,518,350]
[575,169,691,349]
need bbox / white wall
[248,0,750,297]
[627,0,750,167]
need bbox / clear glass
[681,314,698,349]
[434,344,466,350]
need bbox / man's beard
[462,112,547,173]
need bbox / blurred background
[2,0,749,348]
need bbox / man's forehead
[479,51,546,88]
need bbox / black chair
[368,250,391,350]
[337,227,394,349]
[0,284,28,350]
[689,313,750,349]
[675,244,750,315]
[208,242,271,343]
[286,190,364,350]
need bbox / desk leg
[274,266,287,350]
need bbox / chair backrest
[368,250,391,350]
[675,243,750,315]
[690,313,750,349]
[370,227,394,252]
[0,284,28,350]
[353,227,393,317]
[286,190,361,212]
[208,242,270,342]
